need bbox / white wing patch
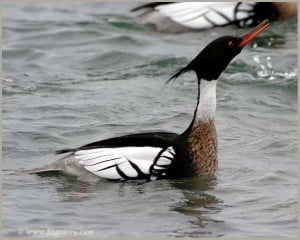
[154,2,253,29]
[76,147,163,180]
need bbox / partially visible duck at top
[131,2,295,33]
[26,20,270,181]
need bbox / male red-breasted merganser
[26,20,270,181]
[131,2,295,33]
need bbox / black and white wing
[149,146,175,180]
[75,146,176,180]
[151,2,242,29]
[132,2,257,31]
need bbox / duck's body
[131,2,295,33]
[27,80,218,180]
[26,20,270,181]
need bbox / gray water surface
[3,2,298,238]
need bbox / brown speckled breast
[187,119,218,175]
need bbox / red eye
[228,41,234,48]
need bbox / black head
[168,19,270,82]
[188,36,243,80]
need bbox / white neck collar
[196,79,217,122]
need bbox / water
[2,2,297,238]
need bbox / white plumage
[197,79,217,122]
[133,2,257,31]
[75,146,175,180]
[152,2,243,29]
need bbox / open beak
[238,19,270,48]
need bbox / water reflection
[44,174,222,237]
[50,175,175,202]
[170,176,222,236]
[47,174,220,206]
[44,175,96,202]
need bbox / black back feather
[131,2,173,12]
[166,65,190,84]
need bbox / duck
[26,20,270,181]
[131,2,295,33]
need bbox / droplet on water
[258,70,269,78]
[268,76,275,81]
[253,55,260,63]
